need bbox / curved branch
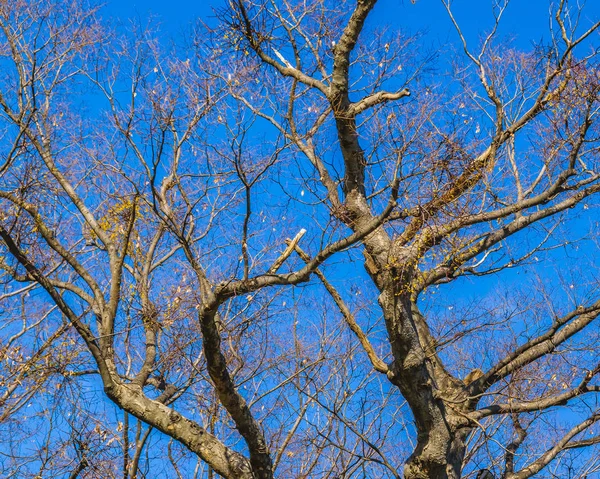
[474,301,600,392]
[506,411,600,479]
[215,181,398,299]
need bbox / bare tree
[1,0,600,478]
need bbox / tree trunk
[378,285,473,479]
[404,428,469,479]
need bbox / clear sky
[101,0,600,51]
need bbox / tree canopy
[0,1,600,478]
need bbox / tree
[0,0,599,477]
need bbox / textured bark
[324,4,478,472]
[331,101,473,479]
[200,306,273,479]
[371,261,472,479]
[105,383,255,479]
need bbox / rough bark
[105,383,255,479]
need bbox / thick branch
[506,411,600,479]
[199,305,273,478]
[348,88,411,116]
[475,301,600,392]
[107,383,254,479]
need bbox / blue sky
[102,0,600,50]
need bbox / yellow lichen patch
[86,198,146,259]
[97,199,135,238]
